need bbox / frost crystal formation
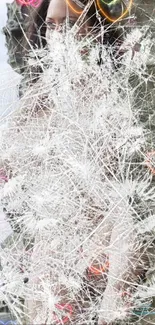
[0,25,155,325]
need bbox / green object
[100,0,121,7]
[100,0,126,18]
[3,0,49,96]
[2,1,29,74]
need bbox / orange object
[66,0,133,23]
[145,151,155,175]
[53,303,73,324]
[96,0,133,22]
[88,261,109,275]
[65,0,83,14]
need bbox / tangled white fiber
[0,26,155,325]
